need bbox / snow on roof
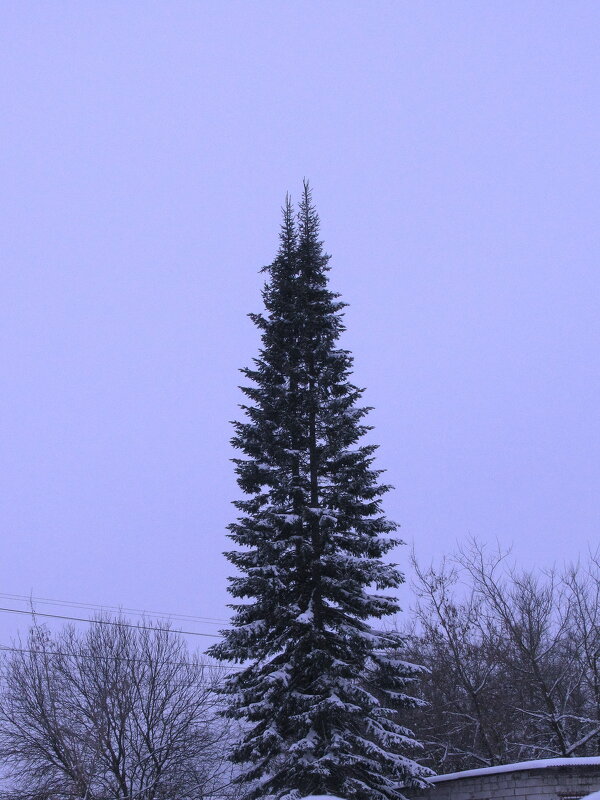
[430,757,600,784]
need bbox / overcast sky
[1,2,599,649]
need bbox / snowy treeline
[4,184,597,800]
[403,540,600,774]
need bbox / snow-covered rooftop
[430,757,600,784]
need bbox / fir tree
[208,183,430,800]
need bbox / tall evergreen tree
[209,184,429,800]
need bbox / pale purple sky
[1,2,599,647]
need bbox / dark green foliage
[209,184,429,800]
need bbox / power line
[0,592,228,625]
[0,606,224,638]
[0,643,243,672]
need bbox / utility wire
[0,606,224,638]
[0,643,243,672]
[0,591,228,625]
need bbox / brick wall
[404,760,600,800]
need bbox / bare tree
[406,542,600,774]
[0,616,235,800]
[459,540,579,758]
[404,552,514,772]
[562,552,600,753]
